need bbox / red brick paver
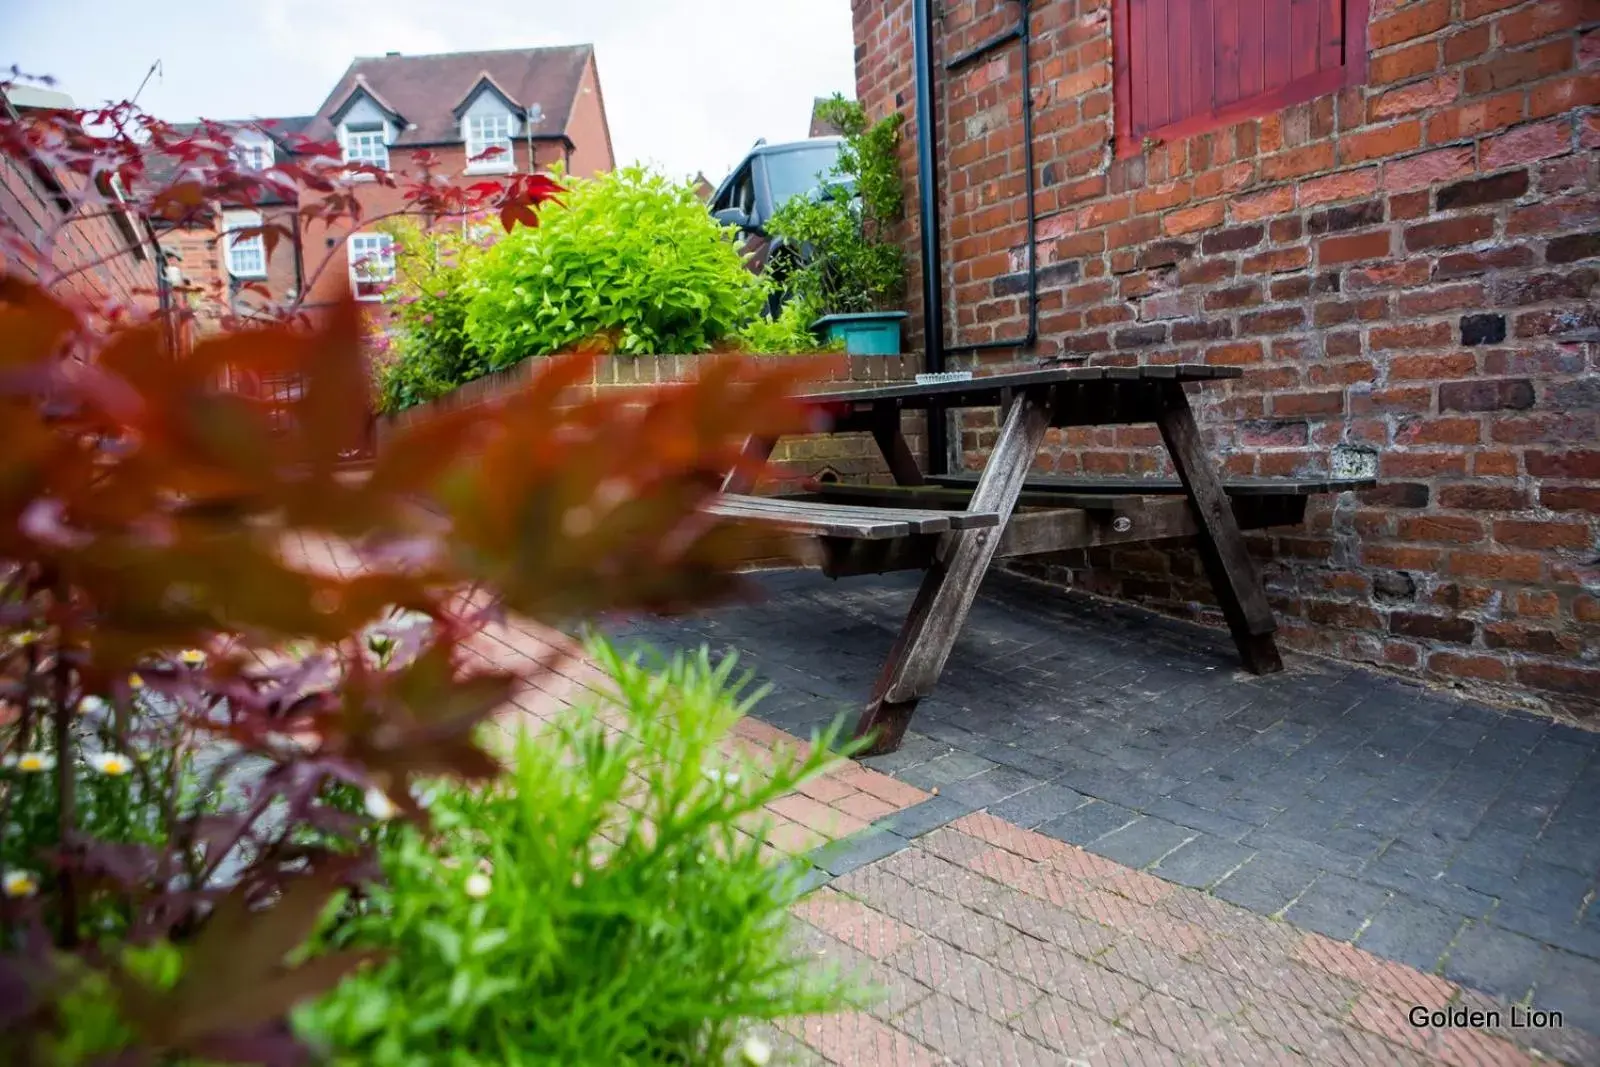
[781,813,1598,1067]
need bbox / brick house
[160,45,615,321]
[2,83,165,314]
[848,0,1599,720]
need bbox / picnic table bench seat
[707,493,999,540]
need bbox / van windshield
[763,144,844,210]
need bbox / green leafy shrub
[766,97,906,317]
[371,218,493,414]
[465,167,766,363]
[294,640,863,1066]
[733,293,842,355]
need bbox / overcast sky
[1,0,857,184]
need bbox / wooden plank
[1216,0,1242,108]
[995,499,1200,557]
[1319,0,1345,70]
[708,498,914,540]
[1113,0,1138,153]
[1291,0,1322,81]
[1155,382,1283,675]
[1240,0,1266,100]
[1169,0,1192,129]
[854,386,1055,755]
[871,402,926,486]
[1193,0,1217,122]
[1265,0,1294,91]
[927,472,1378,496]
[795,364,1236,408]
[810,482,1154,514]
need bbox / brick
[1482,119,1575,170]
[1397,283,1485,315]
[1442,24,1492,65]
[1318,230,1392,265]
[1242,246,1312,274]
[1205,284,1262,310]
[1164,200,1226,236]
[1433,245,1535,279]
[1464,41,1574,97]
[1543,485,1600,512]
[1372,40,1440,85]
[1404,214,1495,251]
[1299,168,1379,207]
[1371,322,1452,350]
[1439,379,1536,411]
[1398,515,1486,545]
[1508,196,1600,236]
[1200,225,1264,254]
[1388,355,1478,382]
[1382,146,1477,193]
[1490,267,1599,305]
[1428,651,1510,684]
[1436,170,1530,212]
[1514,303,1600,339]
[1370,0,1451,47]
[1341,121,1422,165]
[1262,143,1337,182]
[1272,391,1344,417]
[1137,239,1196,269]
[1496,0,1588,48]
[1425,93,1526,144]
[1438,485,1530,510]
[1231,186,1295,222]
[1307,200,1385,235]
[1493,519,1592,550]
[1448,551,1545,582]
[1460,313,1507,346]
[1516,662,1600,699]
[1240,307,1307,335]
[1369,76,1459,121]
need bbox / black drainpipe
[912,0,1040,474]
[911,0,949,473]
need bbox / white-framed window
[222,209,266,279]
[341,123,389,171]
[464,113,514,173]
[232,134,274,171]
[348,232,395,301]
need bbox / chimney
[385,51,401,57]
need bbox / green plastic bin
[811,311,908,356]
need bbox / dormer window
[464,113,514,173]
[232,133,274,171]
[341,122,389,171]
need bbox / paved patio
[607,567,1600,1058]
[288,534,1599,1062]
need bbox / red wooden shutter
[1114,0,1369,155]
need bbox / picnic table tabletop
[795,363,1243,407]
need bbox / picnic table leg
[720,436,778,494]
[854,386,1054,755]
[870,402,926,487]
[1155,382,1284,675]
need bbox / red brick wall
[565,52,617,178]
[2,150,159,311]
[853,0,1600,720]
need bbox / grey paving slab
[606,567,1600,1022]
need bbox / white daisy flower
[703,767,741,787]
[88,752,133,776]
[463,872,492,899]
[7,752,55,773]
[741,1035,773,1066]
[78,695,109,715]
[177,649,206,667]
[363,787,396,820]
[127,673,145,690]
[2,871,39,898]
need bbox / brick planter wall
[852,0,1599,720]
[374,352,926,494]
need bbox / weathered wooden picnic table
[708,365,1374,755]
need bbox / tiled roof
[309,45,592,146]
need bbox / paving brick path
[285,537,1598,1062]
[759,812,1600,1066]
[608,567,1600,1045]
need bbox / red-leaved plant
[0,75,830,1064]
